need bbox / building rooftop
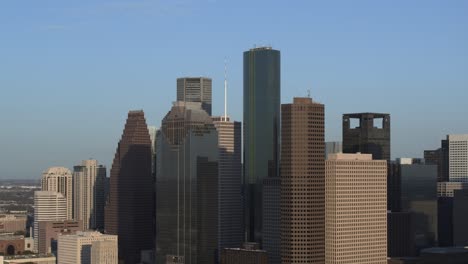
[4,253,55,260]
[327,153,373,161]
[421,246,468,254]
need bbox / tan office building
[325,153,387,264]
[0,214,27,234]
[280,97,325,263]
[58,231,117,264]
[41,167,73,220]
[37,220,83,254]
[91,239,118,264]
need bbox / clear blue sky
[1,0,467,179]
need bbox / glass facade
[243,47,280,244]
[401,164,438,252]
[155,102,219,264]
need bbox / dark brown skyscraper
[105,110,154,264]
[281,97,325,264]
[343,112,390,160]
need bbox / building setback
[41,167,73,220]
[73,160,106,230]
[243,46,281,245]
[155,102,219,264]
[104,110,154,264]
[281,97,325,264]
[342,113,390,160]
[325,153,387,264]
[177,77,212,115]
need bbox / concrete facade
[0,214,27,234]
[41,167,73,220]
[37,220,83,254]
[91,239,118,264]
[281,97,325,264]
[58,231,117,264]
[325,153,387,264]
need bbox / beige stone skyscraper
[281,97,325,264]
[73,160,106,230]
[41,167,73,219]
[325,153,387,264]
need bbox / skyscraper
[448,134,468,182]
[342,113,391,160]
[73,160,106,230]
[424,139,449,182]
[212,116,243,252]
[243,46,280,244]
[41,167,73,219]
[177,77,212,115]
[33,191,67,251]
[400,160,438,252]
[281,97,325,264]
[325,153,387,264]
[104,110,154,264]
[156,102,219,264]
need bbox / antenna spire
[307,88,311,98]
[224,58,228,121]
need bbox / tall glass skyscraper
[243,47,280,244]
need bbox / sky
[1,0,467,179]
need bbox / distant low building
[0,235,26,255]
[2,253,56,264]
[58,231,117,264]
[0,214,27,234]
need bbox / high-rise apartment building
[212,116,243,251]
[448,134,468,182]
[325,153,387,264]
[280,97,325,264]
[156,102,219,264]
[243,46,280,244]
[33,191,67,251]
[58,231,117,264]
[177,77,212,115]
[343,113,390,160]
[41,167,73,219]
[104,110,154,264]
[73,160,106,230]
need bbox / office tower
[262,178,280,264]
[281,97,325,263]
[221,243,268,264]
[91,239,119,264]
[388,161,402,212]
[243,46,280,244]
[212,116,243,251]
[37,220,82,254]
[448,134,468,182]
[104,110,154,264]
[325,141,342,159]
[342,113,391,160]
[177,77,212,115]
[73,160,106,230]
[33,191,67,251]
[425,140,449,182]
[453,189,468,246]
[41,167,73,220]
[58,231,117,264]
[156,102,219,264]
[437,182,468,246]
[325,153,387,264]
[388,212,415,257]
[400,160,438,252]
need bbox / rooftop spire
[224,58,228,121]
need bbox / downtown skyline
[1,0,468,179]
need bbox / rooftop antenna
[307,88,311,98]
[224,58,228,121]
